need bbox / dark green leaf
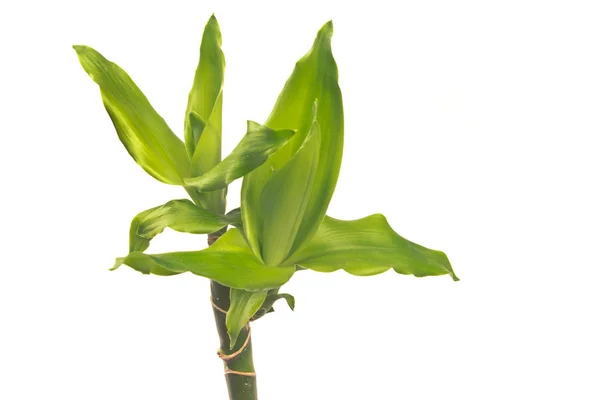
[73,45,189,185]
[129,199,238,253]
[226,208,242,228]
[188,111,206,146]
[227,289,267,349]
[288,215,458,281]
[113,229,296,289]
[184,121,295,191]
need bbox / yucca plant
[74,15,458,400]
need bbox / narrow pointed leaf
[227,289,267,349]
[184,121,295,191]
[259,118,320,265]
[263,293,295,311]
[114,229,296,290]
[288,215,458,281]
[129,199,238,253]
[184,15,224,158]
[250,289,295,321]
[73,45,189,185]
[184,15,226,213]
[242,22,343,259]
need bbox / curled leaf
[242,21,343,262]
[129,199,239,253]
[288,215,458,281]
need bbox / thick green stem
[209,232,258,400]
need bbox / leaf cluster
[74,15,457,347]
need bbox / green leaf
[259,116,320,265]
[226,208,242,228]
[250,291,295,321]
[129,199,238,253]
[188,111,206,146]
[184,121,295,191]
[184,14,224,158]
[263,293,295,311]
[227,289,267,349]
[287,215,458,281]
[73,45,189,185]
[185,15,226,213]
[242,21,343,261]
[113,229,296,290]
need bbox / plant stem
[209,232,258,400]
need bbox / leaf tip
[440,251,459,281]
[319,20,334,38]
[111,257,125,271]
[204,13,222,41]
[450,270,460,282]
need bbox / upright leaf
[287,215,458,281]
[184,15,226,213]
[226,289,267,349]
[184,121,295,192]
[259,118,320,265]
[241,21,344,260]
[129,199,239,253]
[73,45,189,185]
[114,229,296,290]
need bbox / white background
[1,0,599,399]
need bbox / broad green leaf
[73,45,189,185]
[129,199,238,253]
[184,15,226,213]
[242,21,343,260]
[184,121,295,191]
[287,215,458,281]
[227,289,267,349]
[259,117,320,266]
[113,229,296,290]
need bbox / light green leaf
[113,229,296,290]
[184,14,224,158]
[227,289,267,349]
[185,15,226,213]
[287,215,458,281]
[73,45,189,185]
[242,21,343,260]
[129,199,238,253]
[184,121,295,191]
[259,117,320,265]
